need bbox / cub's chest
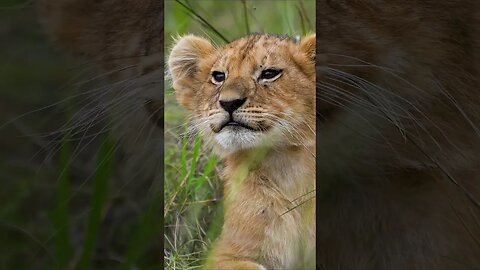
[259,197,315,269]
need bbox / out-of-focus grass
[164,0,315,268]
[78,133,115,270]
[53,128,74,270]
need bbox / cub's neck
[222,145,315,200]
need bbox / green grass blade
[283,1,294,35]
[78,133,116,270]
[174,0,229,43]
[205,202,223,243]
[241,0,250,34]
[188,135,202,180]
[181,130,188,178]
[298,0,313,31]
[118,194,162,270]
[202,155,217,177]
[296,4,307,36]
[52,132,73,270]
[195,154,217,191]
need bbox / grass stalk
[119,194,162,270]
[241,0,250,34]
[53,131,73,270]
[77,133,116,270]
[174,0,229,43]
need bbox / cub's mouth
[216,119,258,133]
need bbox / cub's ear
[293,34,316,77]
[299,33,316,62]
[168,35,215,110]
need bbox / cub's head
[168,34,315,153]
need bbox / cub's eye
[211,71,226,84]
[259,69,282,80]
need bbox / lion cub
[168,34,316,269]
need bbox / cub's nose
[219,98,247,114]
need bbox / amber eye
[212,71,226,84]
[259,69,282,80]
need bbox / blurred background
[164,1,315,269]
[0,0,162,269]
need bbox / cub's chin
[212,121,300,154]
[214,126,267,152]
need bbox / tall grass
[52,128,117,269]
[119,191,163,270]
[53,130,73,270]
[78,133,115,270]
[164,133,222,269]
[164,0,315,268]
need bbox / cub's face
[168,34,315,153]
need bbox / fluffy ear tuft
[168,35,215,81]
[168,35,215,109]
[299,33,316,62]
[292,34,316,77]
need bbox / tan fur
[169,34,316,269]
[317,1,480,269]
